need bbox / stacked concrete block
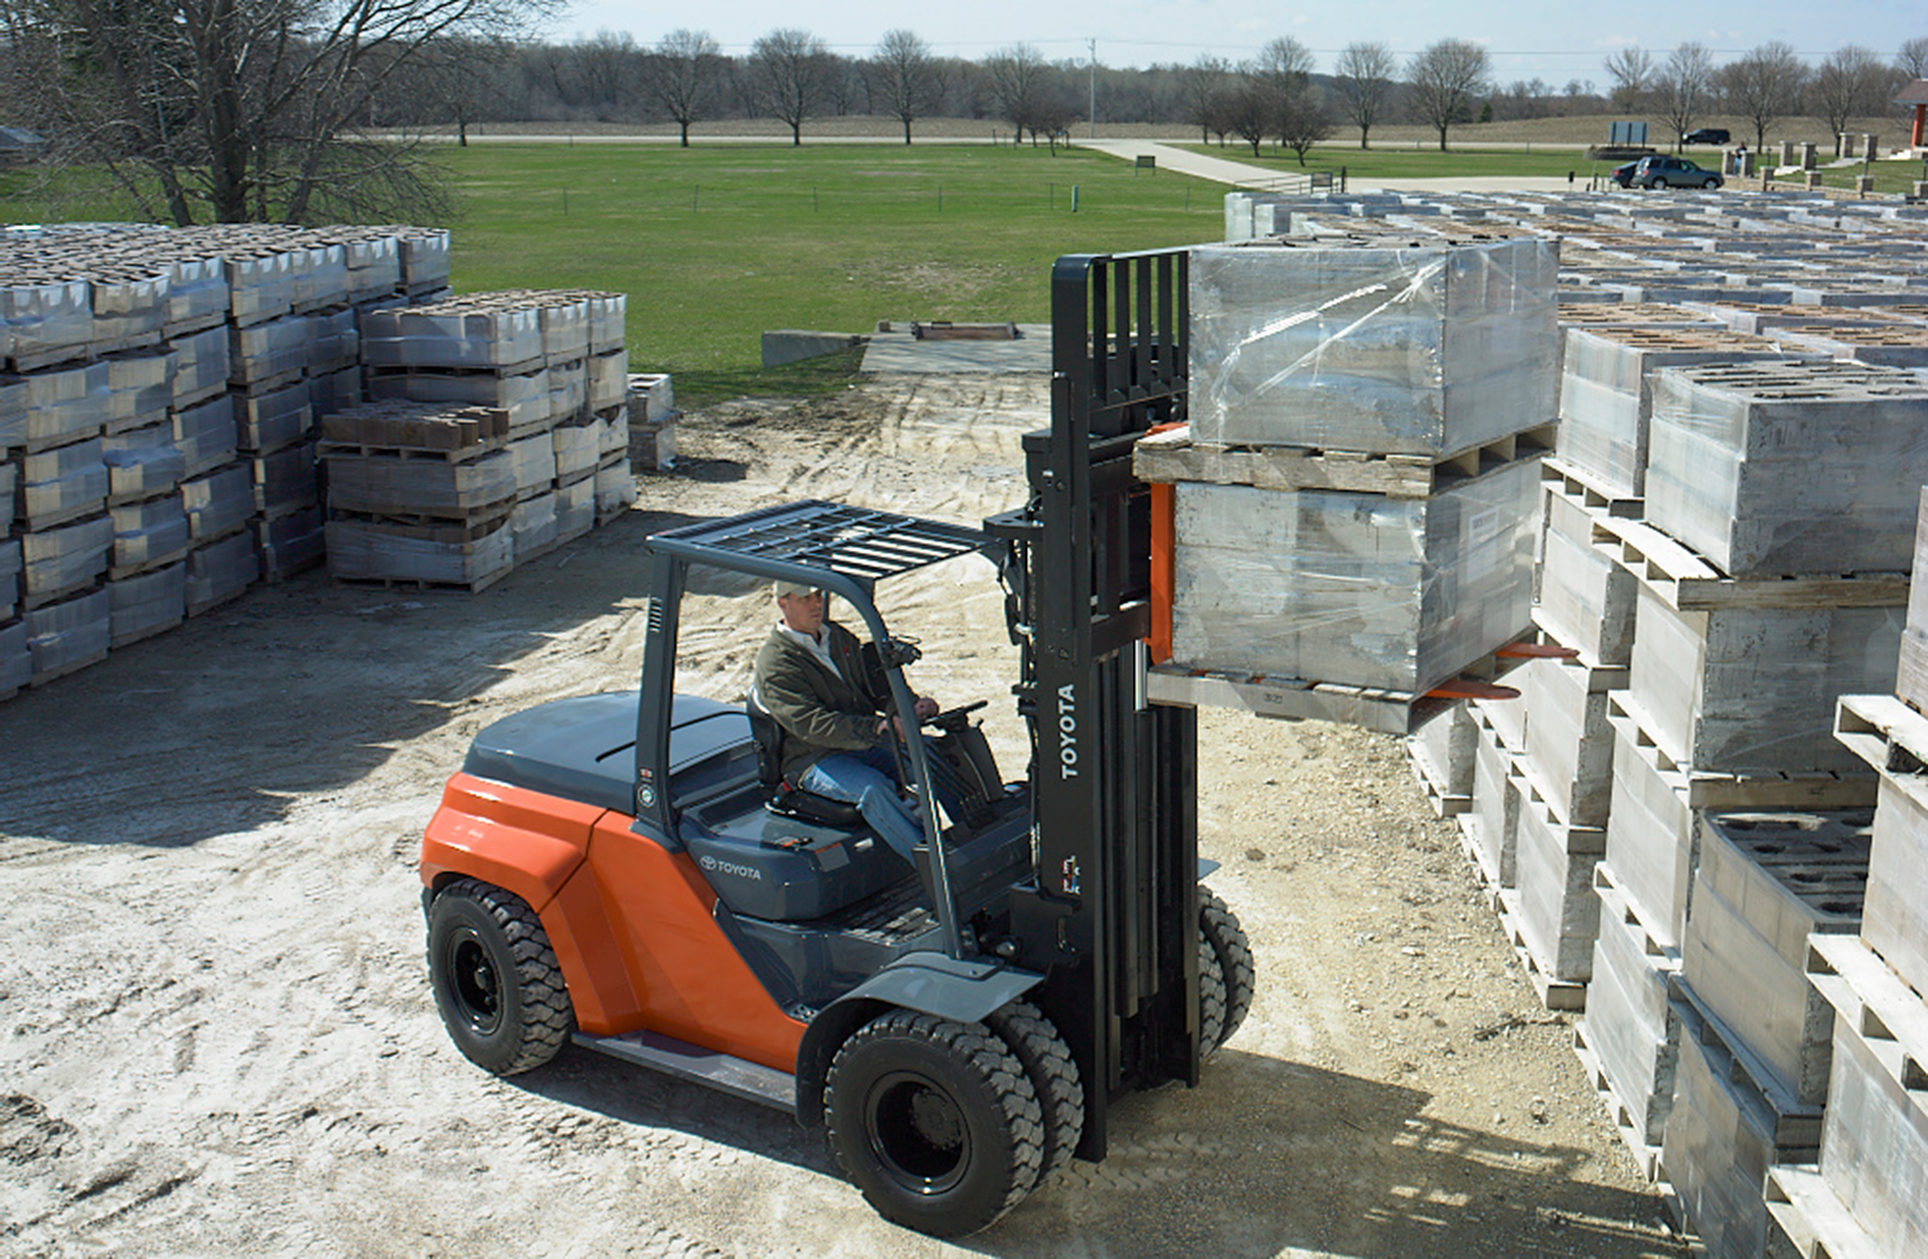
[1555,326,1806,500]
[319,402,517,591]
[1189,236,1558,457]
[1645,361,1928,578]
[1407,701,1475,818]
[1536,480,1637,669]
[1679,810,1869,1114]
[1463,706,1522,890]
[1507,778,1604,1003]
[626,372,677,472]
[593,407,636,521]
[1578,873,1683,1170]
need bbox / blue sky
[550,0,1924,88]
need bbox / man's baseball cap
[773,579,819,598]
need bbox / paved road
[1076,138,1584,194]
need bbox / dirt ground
[0,374,1689,1258]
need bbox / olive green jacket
[752,620,887,783]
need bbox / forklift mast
[987,249,1198,1158]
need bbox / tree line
[1,1,1923,227]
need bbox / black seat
[743,692,865,828]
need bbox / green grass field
[437,143,1223,402]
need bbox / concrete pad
[860,324,1051,373]
[761,329,865,368]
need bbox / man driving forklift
[750,580,968,861]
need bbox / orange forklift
[418,250,1254,1235]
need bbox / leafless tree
[1656,42,1715,151]
[1604,46,1655,111]
[871,30,940,144]
[1716,41,1807,153]
[1898,37,1928,80]
[749,28,829,146]
[983,43,1049,145]
[1178,54,1233,143]
[0,0,549,224]
[1406,39,1491,151]
[642,30,723,147]
[1811,46,1900,153]
[1227,67,1271,157]
[1275,86,1332,165]
[1332,42,1396,149]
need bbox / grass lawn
[437,143,1223,403]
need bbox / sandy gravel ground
[0,375,1689,1258]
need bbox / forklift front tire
[826,1009,1045,1237]
[1200,885,1254,1050]
[427,878,574,1076]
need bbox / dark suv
[1631,155,1723,190]
[1684,128,1731,145]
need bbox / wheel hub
[449,931,502,1034]
[866,1071,968,1194]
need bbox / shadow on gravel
[501,1042,1682,1259]
[0,507,730,849]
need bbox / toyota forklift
[418,249,1255,1236]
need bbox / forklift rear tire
[986,1000,1085,1179]
[826,1009,1044,1237]
[427,878,574,1076]
[1200,885,1254,1052]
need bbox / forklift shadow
[512,1041,1675,1258]
[980,1048,1676,1259]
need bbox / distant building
[1901,81,1928,152]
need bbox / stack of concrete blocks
[318,401,517,591]
[626,372,678,472]
[1168,235,1555,702]
[358,288,630,571]
[1662,809,1869,1257]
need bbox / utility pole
[1089,39,1097,139]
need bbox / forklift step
[573,1030,796,1113]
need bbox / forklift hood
[463,691,747,815]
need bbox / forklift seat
[743,692,866,828]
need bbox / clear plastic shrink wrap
[1188,236,1557,458]
[1169,458,1539,695]
[1645,360,1928,576]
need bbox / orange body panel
[580,814,806,1072]
[420,773,602,909]
[1144,420,1184,666]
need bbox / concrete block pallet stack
[1217,188,1928,1257]
[335,286,632,588]
[1133,229,1557,734]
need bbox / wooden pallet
[1806,933,1928,1114]
[1672,979,1825,1151]
[1764,1165,1886,1259]
[1833,692,1928,781]
[1590,514,1908,612]
[1542,456,1643,519]
[1132,422,1555,500]
[1606,692,1878,810]
[1494,888,1589,1012]
[29,647,107,687]
[162,312,228,340]
[334,563,512,596]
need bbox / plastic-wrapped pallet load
[102,350,175,430]
[1189,235,1558,457]
[252,505,324,580]
[168,325,230,407]
[25,587,109,682]
[324,515,512,588]
[1537,485,1636,667]
[1680,810,1869,1109]
[185,530,258,614]
[103,423,186,503]
[1169,459,1539,695]
[3,277,92,368]
[1627,585,1902,776]
[594,458,637,519]
[360,297,544,369]
[1583,877,1682,1156]
[17,438,108,529]
[1555,326,1805,500]
[24,360,109,451]
[512,491,558,560]
[231,313,314,385]
[0,619,28,697]
[22,514,111,605]
[109,496,190,574]
[180,464,254,541]
[365,364,549,430]
[109,561,185,647]
[0,535,19,619]
[236,382,312,454]
[173,395,238,478]
[1891,486,1928,714]
[1645,361,1928,577]
[555,474,595,541]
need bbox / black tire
[427,878,574,1076]
[1199,885,1254,1053]
[1198,933,1228,1053]
[986,1000,1085,1179]
[1703,178,1719,189]
[826,1009,1044,1236]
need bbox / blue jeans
[798,741,967,864]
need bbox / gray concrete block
[760,330,865,369]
